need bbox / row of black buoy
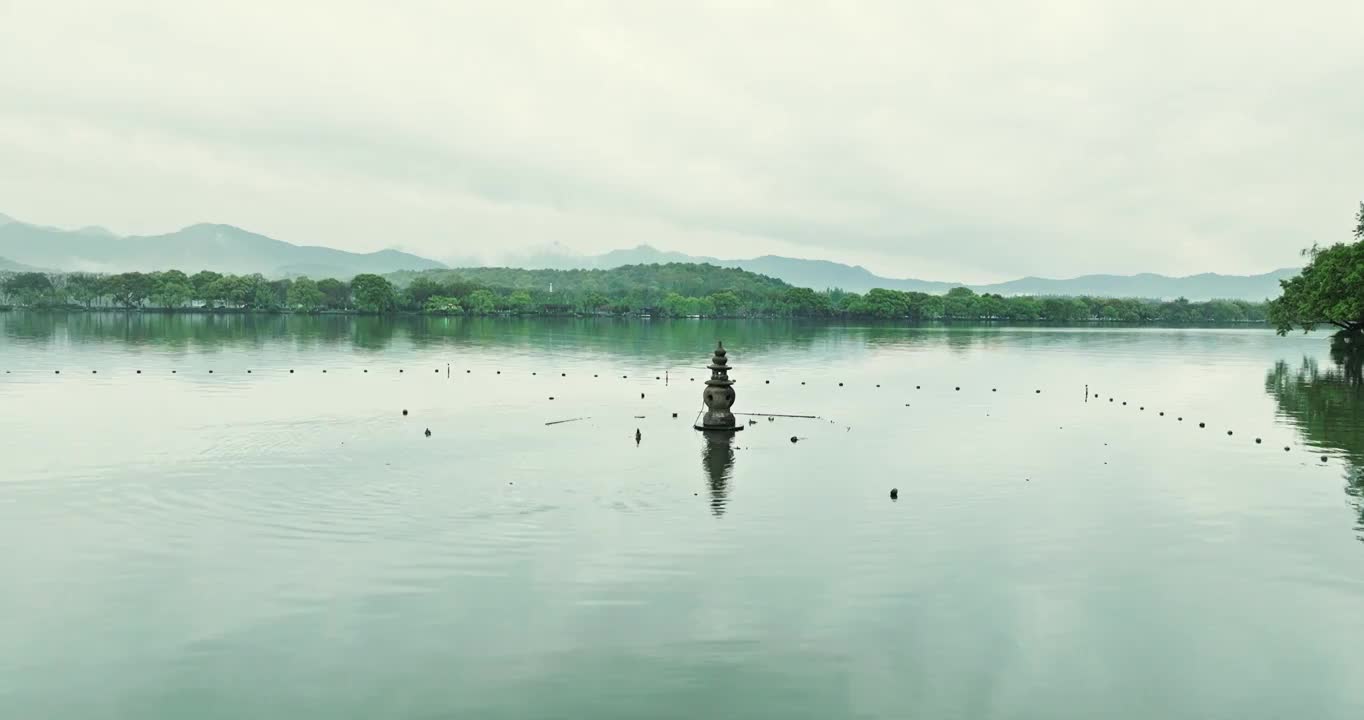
[1094,391,1320,458]
[396,380,1333,506]
[15,368,1332,465]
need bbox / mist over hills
[0,256,46,272]
[0,212,1291,301]
[0,213,445,278]
[513,244,1293,301]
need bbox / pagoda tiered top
[706,342,734,386]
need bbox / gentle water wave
[2,314,1362,718]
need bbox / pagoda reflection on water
[702,432,735,516]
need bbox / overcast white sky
[1,1,1361,282]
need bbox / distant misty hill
[514,244,1293,301]
[973,270,1297,301]
[0,255,47,272]
[1,209,1293,300]
[0,212,445,278]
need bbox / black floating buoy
[532,372,537,376]
[497,370,501,374]
[549,396,555,400]
[1139,407,1144,411]
[1227,430,1233,436]
[209,370,214,374]
[401,369,405,373]
[247,370,252,374]
[640,393,645,399]
[801,381,806,385]
[915,385,920,390]
[92,370,97,374]
[562,373,566,377]
[766,380,770,384]
[424,428,431,438]
[364,369,368,373]
[1178,417,1183,421]
[290,369,294,374]
[435,369,439,373]
[402,409,409,416]
[623,375,628,379]
[1035,389,1041,394]
[889,488,899,500]
[992,388,997,392]
[1159,412,1164,416]
[172,370,177,374]
[955,386,960,391]
[1320,455,1328,462]
[136,370,141,374]
[672,412,678,418]
[1284,446,1290,452]
[1255,438,1262,444]
[839,382,844,387]
[656,376,661,380]
[1122,401,1126,406]
[876,384,881,388]
[465,369,470,374]
[1199,422,1205,428]
[322,369,327,374]
[790,436,798,443]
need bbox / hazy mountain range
[0,212,444,278]
[0,212,1292,300]
[513,244,1295,301]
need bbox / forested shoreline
[0,263,1272,323]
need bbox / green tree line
[0,262,1270,322]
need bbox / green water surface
[2,313,1362,719]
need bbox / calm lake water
[2,312,1363,719]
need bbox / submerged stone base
[694,421,745,433]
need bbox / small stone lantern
[695,341,742,432]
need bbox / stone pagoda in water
[695,341,741,432]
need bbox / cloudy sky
[1,1,1361,282]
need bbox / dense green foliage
[350,274,397,313]
[0,270,311,312]
[385,264,1268,321]
[0,262,1270,322]
[1270,203,1364,335]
